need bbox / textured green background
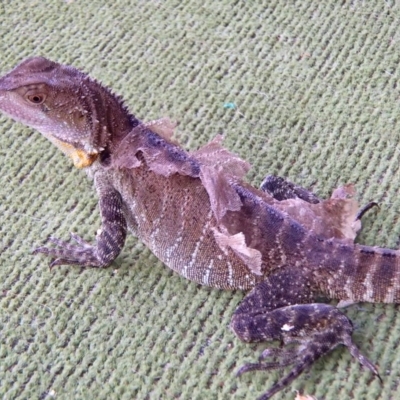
[1,1,400,399]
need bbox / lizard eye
[26,93,46,104]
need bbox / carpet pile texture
[1,2,400,399]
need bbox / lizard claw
[259,348,274,360]
[45,233,91,248]
[49,258,70,270]
[236,361,285,377]
[47,236,67,246]
[355,201,379,221]
[33,245,70,270]
[258,347,294,360]
[69,232,92,247]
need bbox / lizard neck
[80,77,140,155]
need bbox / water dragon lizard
[1,56,398,399]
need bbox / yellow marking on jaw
[70,149,98,168]
[51,138,98,168]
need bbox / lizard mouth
[50,138,99,168]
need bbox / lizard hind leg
[231,270,380,399]
[260,175,321,204]
[260,175,379,222]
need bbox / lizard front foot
[33,186,127,269]
[33,233,109,268]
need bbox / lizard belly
[112,166,260,290]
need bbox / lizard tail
[318,240,400,304]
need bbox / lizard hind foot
[232,299,380,399]
[235,326,335,400]
[236,329,380,400]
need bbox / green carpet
[1,1,400,399]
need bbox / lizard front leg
[34,173,127,268]
[231,268,380,400]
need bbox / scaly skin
[1,56,399,399]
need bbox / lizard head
[0,56,135,168]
